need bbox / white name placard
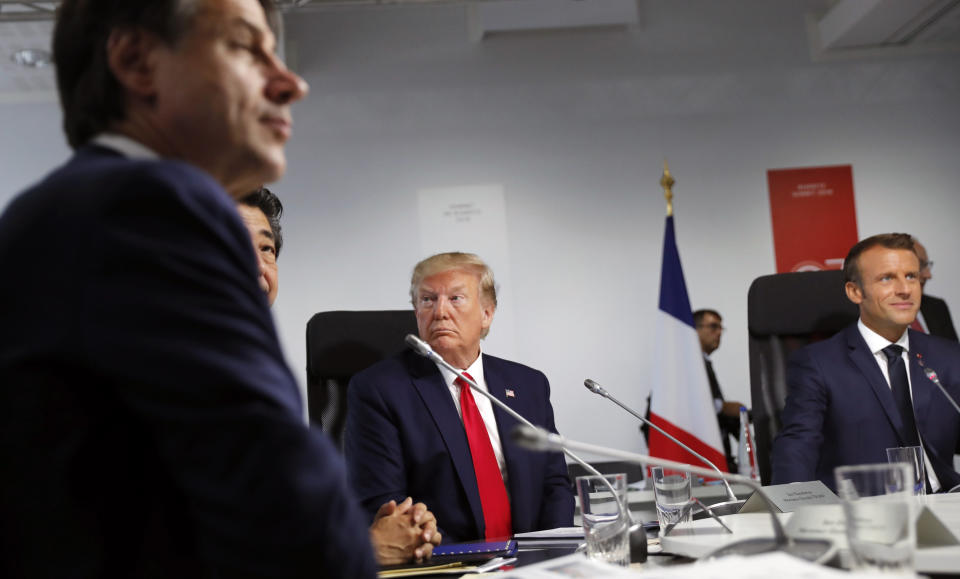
[739,481,840,514]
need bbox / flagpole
[660,160,674,217]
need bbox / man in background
[694,309,747,472]
[912,237,958,341]
[0,1,430,576]
[239,187,284,307]
[345,252,574,543]
[772,233,960,491]
[236,186,442,562]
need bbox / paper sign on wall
[417,184,515,356]
[768,165,858,273]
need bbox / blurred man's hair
[54,0,276,148]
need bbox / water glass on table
[886,445,926,498]
[651,467,692,532]
[575,473,630,567]
[835,463,916,574]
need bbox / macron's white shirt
[857,319,940,492]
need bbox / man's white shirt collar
[433,346,509,480]
[857,318,939,490]
[435,347,486,392]
[858,318,909,356]
[91,133,160,160]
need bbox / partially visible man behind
[912,237,958,341]
[239,187,284,307]
[344,252,574,543]
[0,1,415,576]
[772,233,960,492]
[235,186,442,562]
[693,309,747,473]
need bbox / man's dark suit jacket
[0,146,376,578]
[344,350,574,543]
[772,323,960,492]
[704,358,740,473]
[922,294,959,341]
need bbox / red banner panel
[768,165,858,273]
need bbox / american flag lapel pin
[505,388,516,399]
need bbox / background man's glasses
[698,323,724,332]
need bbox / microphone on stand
[916,355,960,415]
[914,356,960,493]
[583,379,744,516]
[512,424,836,563]
[404,335,647,561]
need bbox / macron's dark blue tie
[882,345,921,447]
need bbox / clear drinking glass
[651,467,692,532]
[575,473,630,567]
[886,446,926,498]
[835,463,916,574]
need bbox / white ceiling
[1,0,959,102]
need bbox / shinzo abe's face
[237,204,278,306]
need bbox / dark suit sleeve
[531,374,575,530]
[531,372,574,529]
[344,370,410,521]
[923,296,959,342]
[771,347,828,485]
[84,166,376,578]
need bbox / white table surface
[658,492,960,574]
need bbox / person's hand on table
[370,497,442,566]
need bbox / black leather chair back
[305,310,418,448]
[748,270,858,483]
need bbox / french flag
[648,215,728,474]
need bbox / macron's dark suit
[0,146,376,578]
[922,294,959,342]
[344,350,574,543]
[772,323,960,492]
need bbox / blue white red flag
[648,215,727,473]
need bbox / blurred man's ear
[105,28,162,101]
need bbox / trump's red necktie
[457,372,512,540]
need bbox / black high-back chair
[748,270,858,484]
[305,310,417,448]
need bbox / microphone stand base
[703,537,836,565]
[628,523,648,563]
[702,499,746,518]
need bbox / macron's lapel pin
[505,388,516,399]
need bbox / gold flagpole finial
[660,159,675,217]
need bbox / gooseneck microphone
[916,357,960,416]
[914,356,960,493]
[583,378,743,516]
[512,424,836,563]
[405,335,646,561]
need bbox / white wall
[1,0,958,459]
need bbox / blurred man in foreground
[345,252,574,543]
[0,1,429,576]
[773,233,960,492]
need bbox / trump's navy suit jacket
[344,350,574,543]
[0,146,376,578]
[772,323,960,492]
